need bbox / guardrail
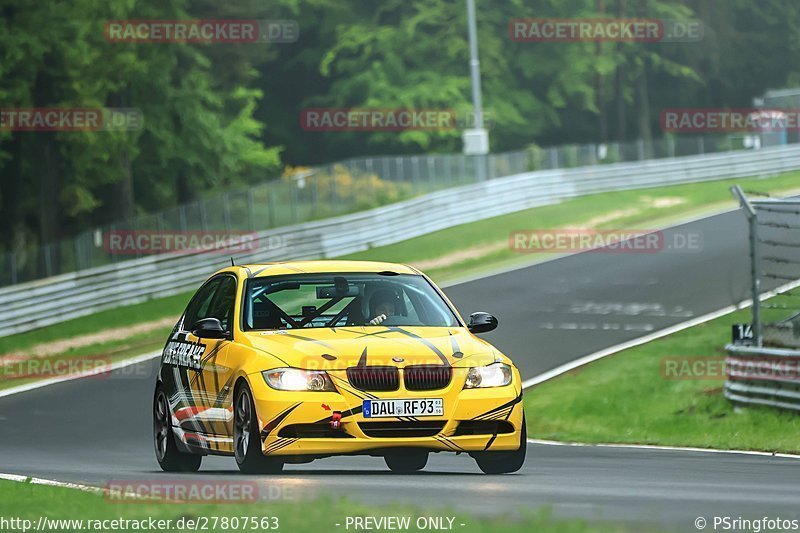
[725,344,800,412]
[1,132,760,287]
[3,144,800,337]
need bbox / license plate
[362,399,443,418]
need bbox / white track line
[0,350,160,399]
[0,473,153,500]
[0,473,102,493]
[521,279,800,390]
[526,438,800,460]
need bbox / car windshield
[243,273,459,330]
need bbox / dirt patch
[574,208,641,229]
[412,241,509,271]
[641,196,688,209]
[0,315,177,362]
[413,208,644,271]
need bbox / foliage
[2,0,800,265]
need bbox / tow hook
[330,411,343,430]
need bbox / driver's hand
[368,314,387,326]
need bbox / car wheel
[234,383,284,474]
[153,387,202,472]
[473,415,527,474]
[384,450,428,473]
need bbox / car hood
[241,326,504,370]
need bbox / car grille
[278,423,354,439]
[403,365,452,391]
[358,421,445,438]
[346,366,399,392]
[453,420,515,436]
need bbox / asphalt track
[2,206,800,531]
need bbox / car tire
[234,383,284,475]
[384,450,428,473]
[473,415,527,474]
[153,387,202,472]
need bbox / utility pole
[463,0,489,181]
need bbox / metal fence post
[750,214,762,346]
[247,189,256,231]
[549,148,558,169]
[222,192,232,233]
[267,189,276,228]
[731,185,762,346]
[199,200,208,232]
[290,178,298,223]
[179,205,188,232]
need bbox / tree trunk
[108,92,136,220]
[176,169,195,204]
[38,133,61,276]
[115,153,135,220]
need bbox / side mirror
[191,318,227,339]
[468,312,498,334]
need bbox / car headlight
[464,363,512,389]
[262,368,336,392]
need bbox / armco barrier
[2,144,800,336]
[725,344,800,412]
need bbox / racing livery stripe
[484,387,521,451]
[352,327,396,339]
[389,327,450,366]
[260,403,302,439]
[473,391,522,421]
[357,347,368,367]
[279,332,337,350]
[435,435,463,452]
[329,375,379,400]
[265,437,298,454]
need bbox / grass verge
[0,479,648,533]
[2,170,799,379]
[523,307,800,453]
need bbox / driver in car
[367,289,401,326]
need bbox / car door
[163,275,236,448]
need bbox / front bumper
[248,367,524,457]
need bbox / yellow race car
[153,261,525,474]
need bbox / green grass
[0,479,649,533]
[342,170,800,282]
[2,170,800,370]
[0,293,187,355]
[524,308,800,453]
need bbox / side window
[206,276,237,332]
[183,279,221,330]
